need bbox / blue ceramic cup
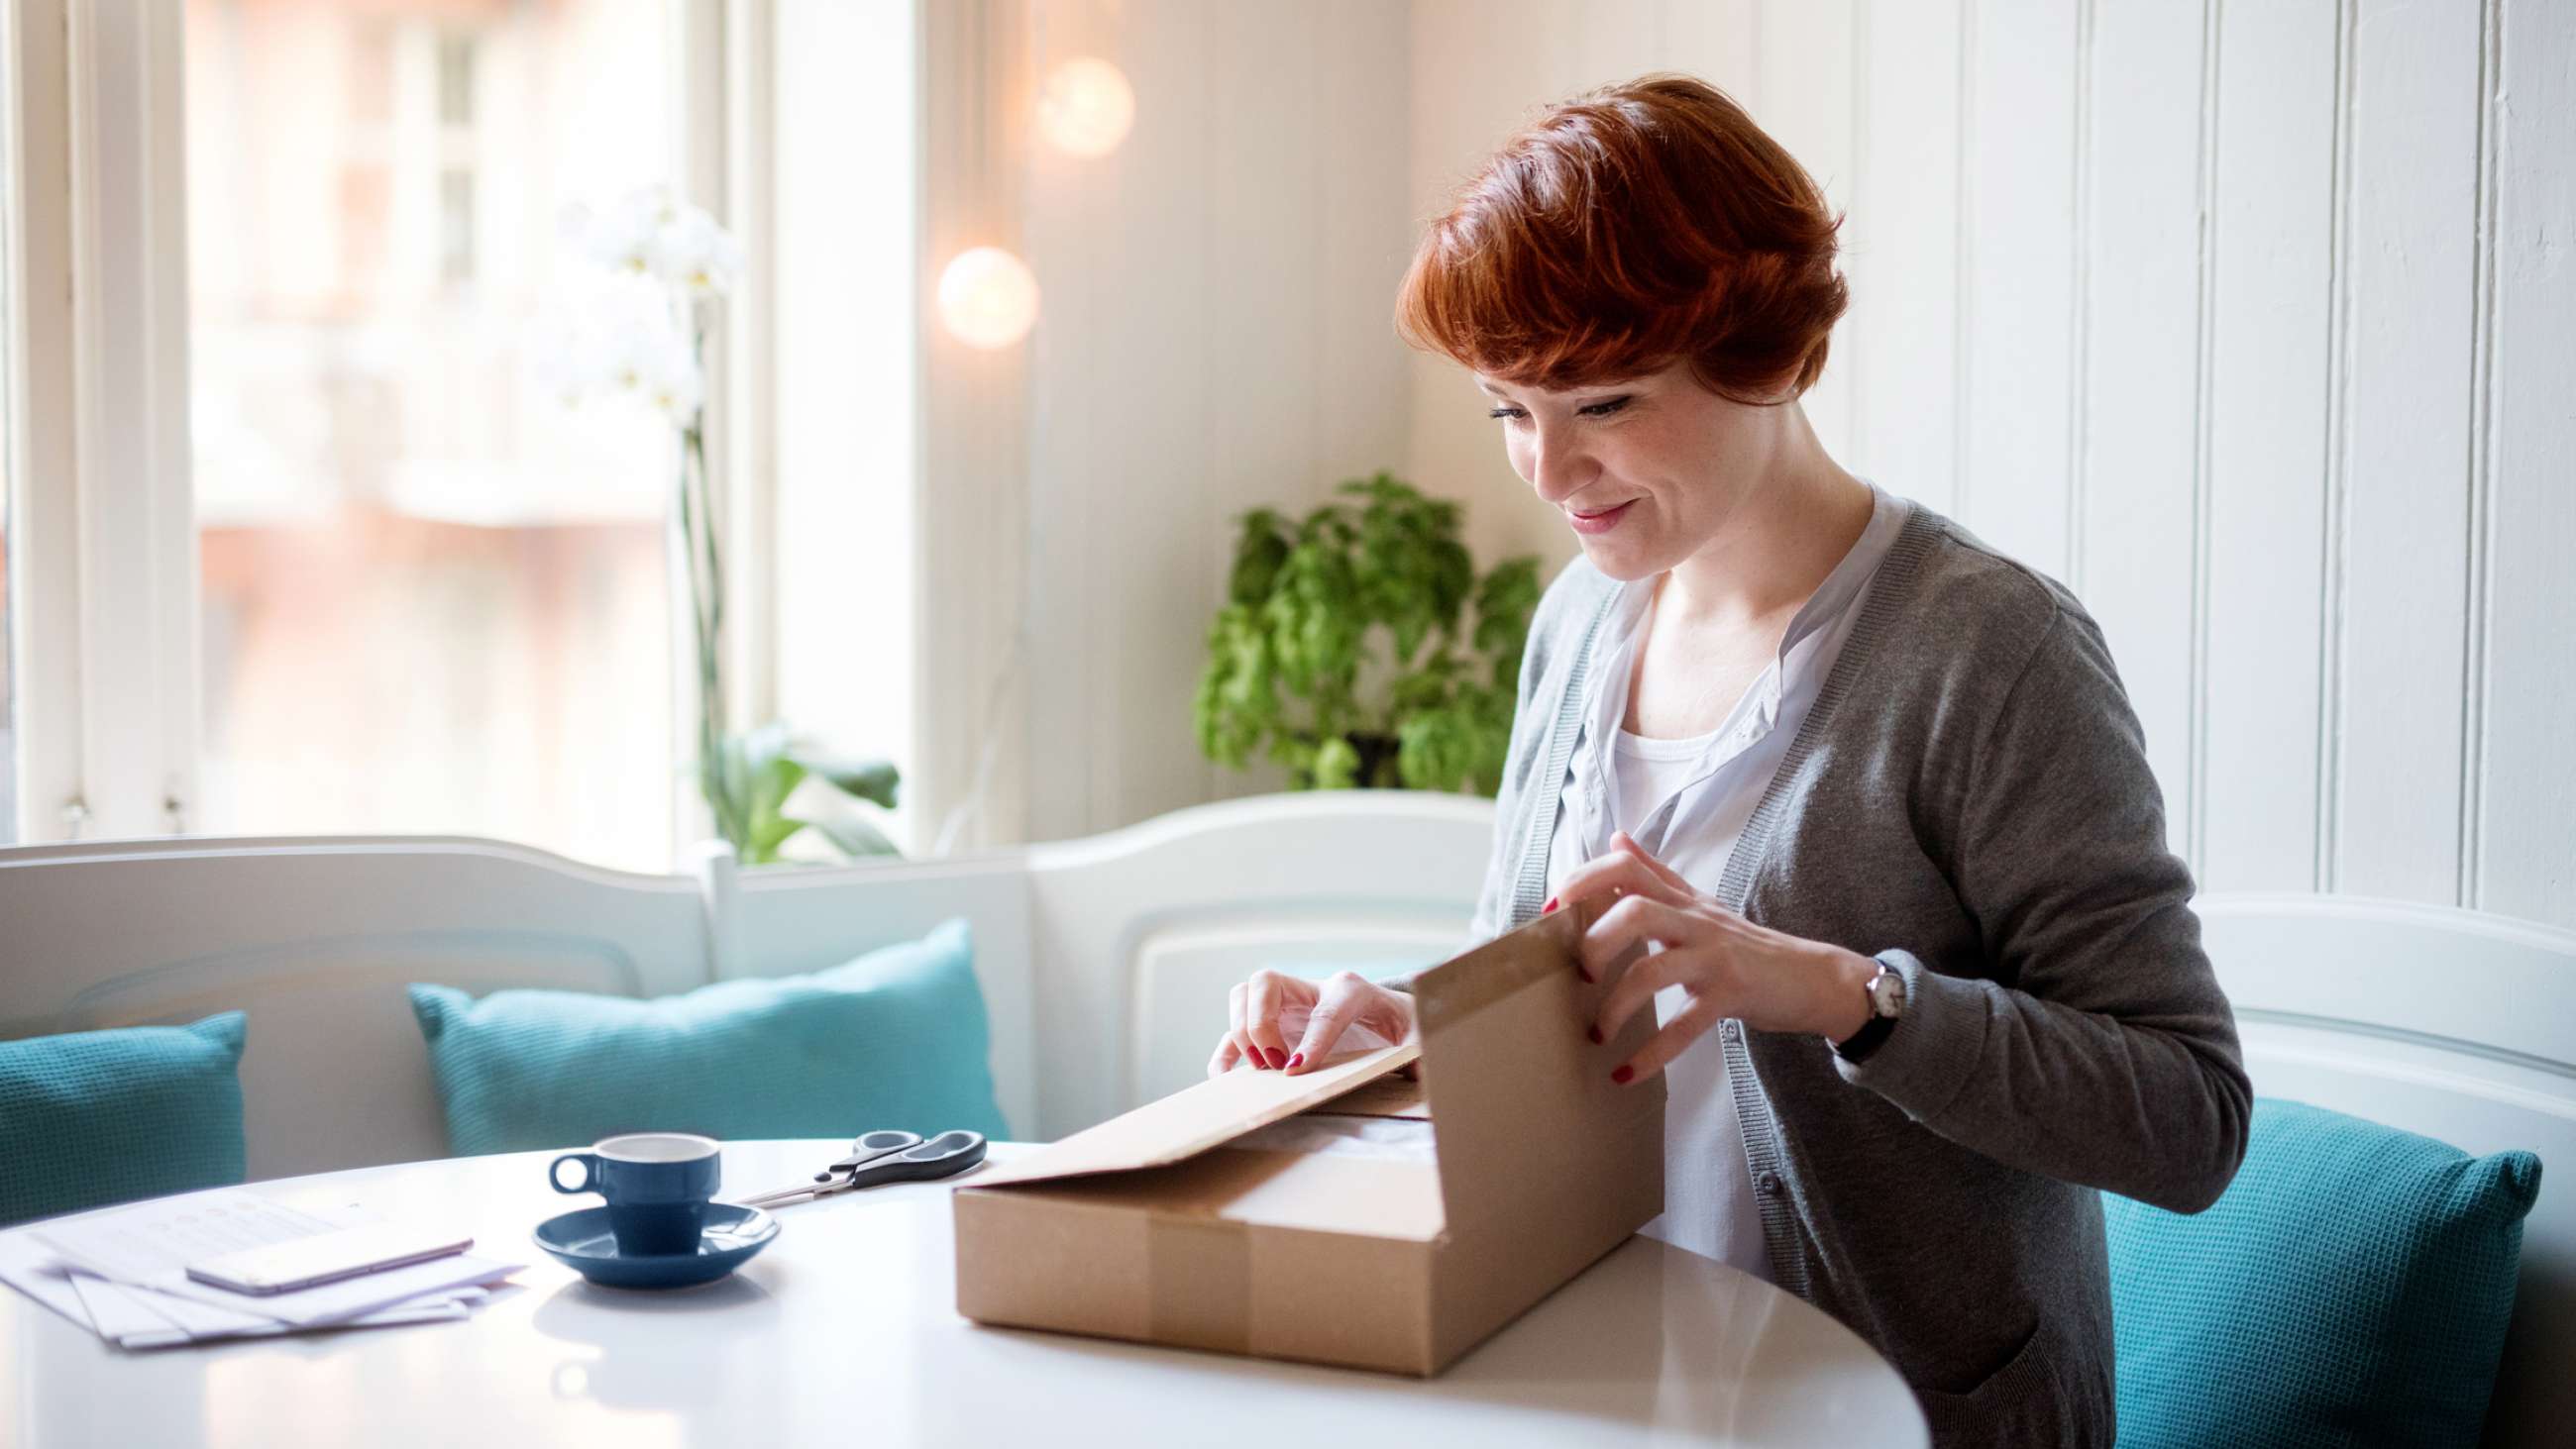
[550,1132,722,1257]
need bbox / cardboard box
[952,903,1664,1375]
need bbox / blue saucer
[533,1202,780,1290]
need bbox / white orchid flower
[543,184,733,429]
[652,207,745,300]
[568,184,677,276]
[602,308,702,426]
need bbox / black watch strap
[1833,1005,1897,1063]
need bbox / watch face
[1868,968,1905,1017]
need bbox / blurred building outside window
[185,0,680,872]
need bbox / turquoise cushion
[2105,1097,2541,1449]
[0,1013,250,1228]
[409,919,1007,1155]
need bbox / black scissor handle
[812,1129,925,1184]
[840,1130,988,1190]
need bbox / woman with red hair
[1211,74,2247,1444]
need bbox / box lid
[1410,902,1664,1233]
[964,1041,1420,1189]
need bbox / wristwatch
[1831,959,1906,1064]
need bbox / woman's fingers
[1226,980,1267,1072]
[1609,830,1695,895]
[1553,850,1695,922]
[1284,973,1373,1074]
[1241,970,1300,1070]
[1590,925,1705,1044]
[1611,991,1725,1086]
[1206,1032,1247,1079]
[1580,891,1708,977]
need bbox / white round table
[0,1141,1927,1446]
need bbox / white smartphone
[185,1223,475,1295]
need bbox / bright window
[182,0,681,871]
[0,33,15,851]
[773,0,918,850]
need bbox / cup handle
[550,1153,597,1193]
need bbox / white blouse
[1541,480,1915,1281]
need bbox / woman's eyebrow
[1476,380,1635,403]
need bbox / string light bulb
[1034,57,1135,158]
[936,246,1040,350]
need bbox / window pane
[0,26,15,849]
[184,0,679,871]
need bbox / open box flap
[965,1041,1421,1189]
[1412,900,1664,1231]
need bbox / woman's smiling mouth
[1567,499,1638,535]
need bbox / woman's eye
[1487,399,1629,422]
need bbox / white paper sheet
[1,1218,486,1348]
[69,1269,190,1344]
[0,1233,106,1333]
[22,1190,519,1333]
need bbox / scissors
[733,1129,989,1209]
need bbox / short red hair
[1395,73,1848,404]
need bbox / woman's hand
[1560,831,1880,1085]
[1206,969,1418,1079]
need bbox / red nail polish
[1286,1053,1304,1070]
[1611,1065,1634,1085]
[1587,1025,1603,1045]
[1262,1049,1282,1069]
[1544,897,1558,913]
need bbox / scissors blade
[733,1182,825,1209]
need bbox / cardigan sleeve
[1832,604,2254,1214]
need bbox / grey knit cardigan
[1415,502,2251,1447]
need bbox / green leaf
[747,814,805,861]
[733,754,807,866]
[794,751,900,810]
[1312,735,1361,790]
[1228,509,1293,605]
[804,811,902,858]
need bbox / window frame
[3,0,808,858]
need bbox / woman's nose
[1526,426,1592,504]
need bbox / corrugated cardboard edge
[961,1041,1420,1189]
[1309,1072,1429,1119]
[1413,901,1665,1371]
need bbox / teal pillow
[2105,1097,2541,1449]
[0,1013,249,1228]
[408,919,1007,1155]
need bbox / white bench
[1,793,2565,1442]
[0,791,1492,1172]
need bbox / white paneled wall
[984,0,2572,931]
[1010,0,1415,846]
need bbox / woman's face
[1477,358,1786,582]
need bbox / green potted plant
[1195,471,1541,794]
